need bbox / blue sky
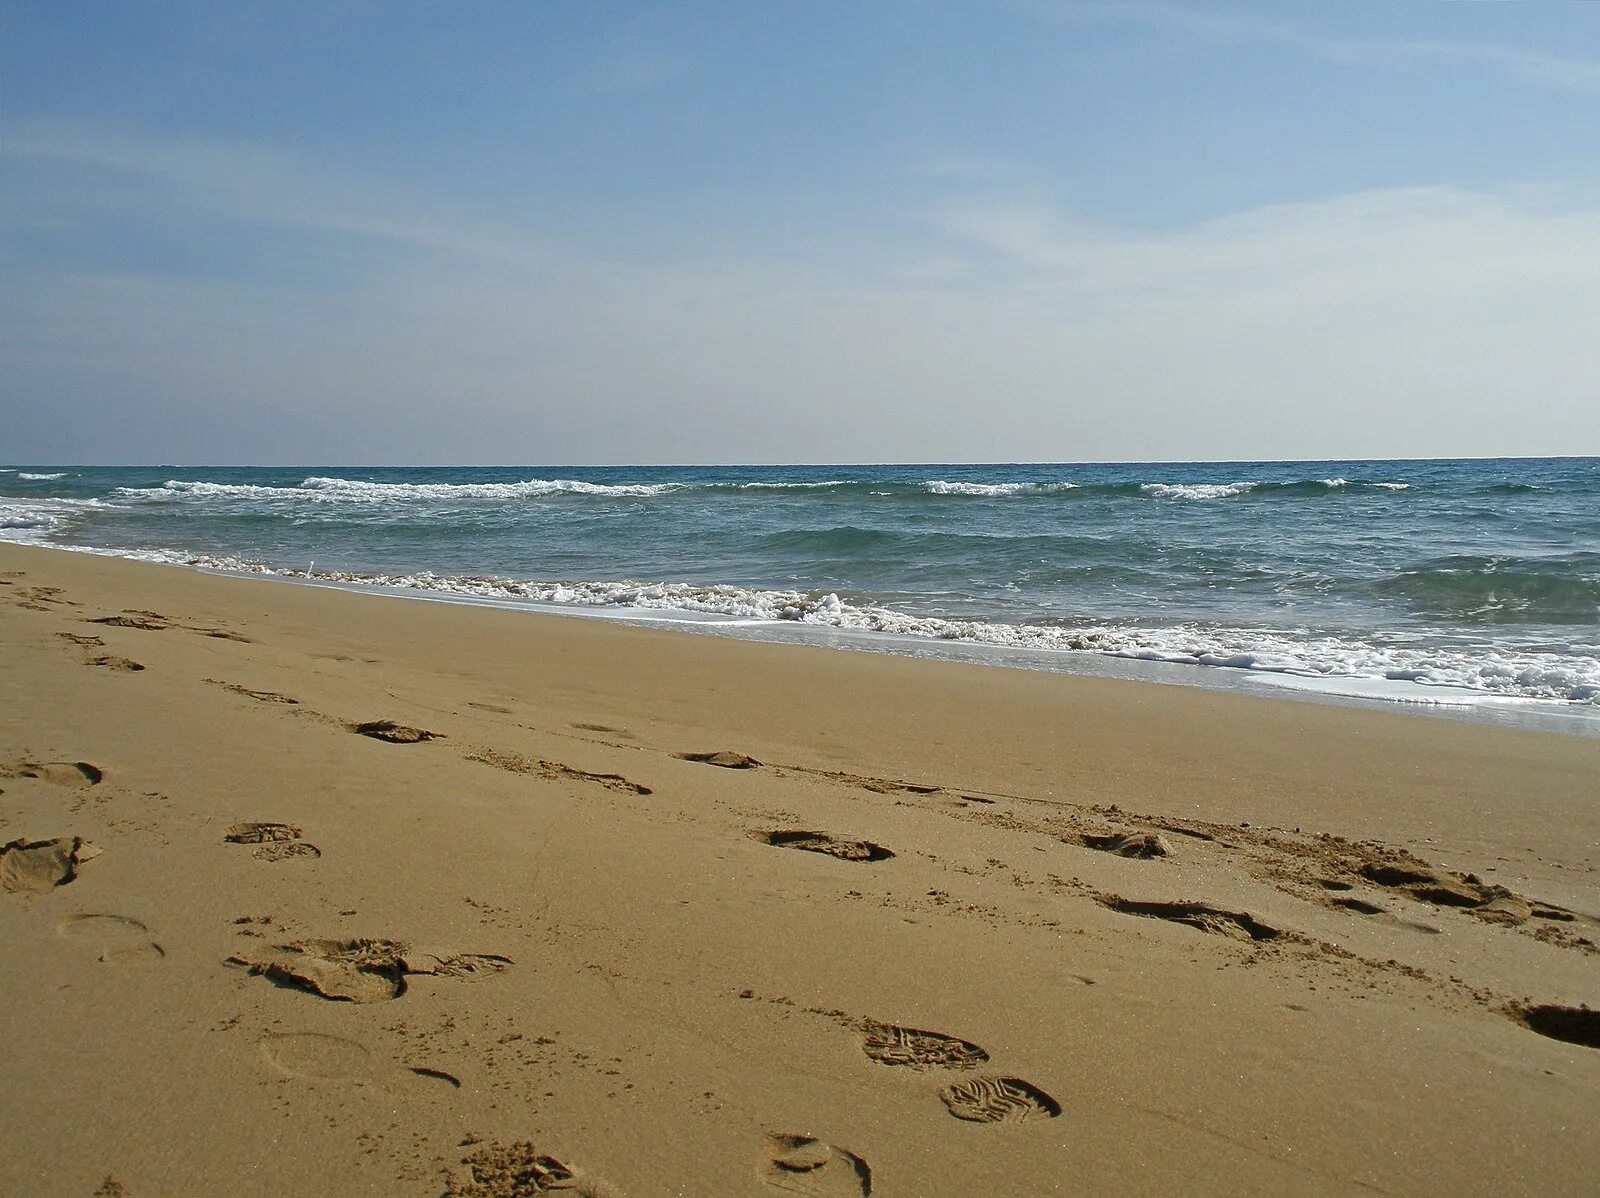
[4,2,1599,463]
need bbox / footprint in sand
[87,613,167,631]
[206,680,296,704]
[1079,831,1172,859]
[225,822,321,861]
[1098,897,1281,942]
[573,722,635,738]
[352,720,441,743]
[753,830,894,863]
[255,841,321,861]
[0,760,103,786]
[446,1141,621,1197]
[937,1076,1061,1124]
[858,1021,988,1070]
[467,748,653,796]
[229,937,510,1003]
[1510,1003,1600,1050]
[1,836,101,892]
[761,1133,871,1196]
[89,656,145,672]
[259,1031,459,1088]
[676,750,760,769]
[229,938,408,1002]
[57,914,165,963]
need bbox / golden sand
[1,542,1596,1195]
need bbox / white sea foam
[17,472,68,481]
[922,480,1079,496]
[1140,482,1258,500]
[102,549,1600,706]
[730,480,851,489]
[117,481,302,499]
[117,476,867,502]
[117,476,692,502]
[1321,478,1412,491]
[301,476,687,499]
[0,497,109,544]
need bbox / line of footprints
[7,740,1055,1196]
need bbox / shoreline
[32,540,1600,739]
[2,540,1597,1195]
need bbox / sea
[4,459,1598,732]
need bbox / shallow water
[3,458,1597,719]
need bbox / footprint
[17,586,76,606]
[226,822,303,843]
[466,748,652,796]
[858,1021,988,1070]
[1080,831,1171,859]
[0,760,103,786]
[259,1031,459,1088]
[1098,897,1280,942]
[937,1076,1061,1124]
[87,614,166,631]
[229,938,511,1003]
[469,702,512,714]
[89,656,145,672]
[761,1133,871,1196]
[57,913,165,963]
[446,1141,617,1197]
[57,632,104,648]
[1357,861,1490,908]
[206,680,296,703]
[1331,896,1387,916]
[676,750,760,769]
[396,947,513,978]
[1,836,101,892]
[254,842,322,862]
[352,720,440,743]
[225,822,321,859]
[754,830,893,863]
[574,723,634,738]
[228,938,407,1003]
[197,628,252,642]
[1511,1003,1600,1049]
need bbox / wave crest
[107,550,1600,705]
[922,480,1079,496]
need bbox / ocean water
[4,459,1598,723]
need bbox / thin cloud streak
[2,119,557,272]
[1057,1,1600,96]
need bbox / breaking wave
[96,549,1600,705]
[113,474,1421,506]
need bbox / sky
[3,1,1599,465]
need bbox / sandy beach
[1,540,1596,1196]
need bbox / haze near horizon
[4,2,1599,465]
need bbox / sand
[0,540,1596,1197]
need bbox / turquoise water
[3,459,1597,711]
